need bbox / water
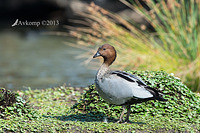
[0,31,96,91]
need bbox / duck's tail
[145,86,168,101]
[155,93,168,101]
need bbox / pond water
[0,31,96,91]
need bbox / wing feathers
[111,71,167,101]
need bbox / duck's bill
[93,51,101,58]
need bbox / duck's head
[93,44,117,66]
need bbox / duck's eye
[103,48,106,50]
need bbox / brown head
[93,44,117,66]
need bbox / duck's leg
[116,105,126,123]
[125,105,131,123]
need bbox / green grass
[0,71,199,132]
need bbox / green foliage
[0,88,39,120]
[72,71,200,124]
[0,86,199,132]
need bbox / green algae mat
[0,71,200,132]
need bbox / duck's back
[95,71,154,105]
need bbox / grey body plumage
[93,44,167,123]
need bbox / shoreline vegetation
[64,1,200,92]
[0,71,199,132]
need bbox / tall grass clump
[65,1,199,91]
[66,3,179,72]
[125,0,200,91]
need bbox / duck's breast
[95,73,153,105]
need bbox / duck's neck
[96,55,116,80]
[96,63,110,80]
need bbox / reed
[126,0,200,91]
[66,1,200,92]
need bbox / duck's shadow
[43,113,145,124]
